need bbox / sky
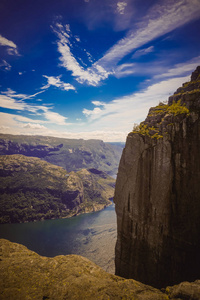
[0,0,200,142]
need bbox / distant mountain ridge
[0,154,115,224]
[0,134,124,176]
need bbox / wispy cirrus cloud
[42,75,76,91]
[82,75,190,136]
[52,23,113,86]
[0,34,19,55]
[116,2,127,15]
[154,56,200,79]
[0,60,11,71]
[1,89,45,101]
[82,60,199,136]
[132,46,154,59]
[52,0,200,85]
[98,0,200,68]
[0,89,70,126]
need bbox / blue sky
[0,0,200,142]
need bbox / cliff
[1,239,200,300]
[0,154,115,223]
[0,134,123,176]
[114,66,200,288]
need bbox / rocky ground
[2,239,200,300]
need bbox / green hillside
[0,154,115,224]
[0,134,124,176]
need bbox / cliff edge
[1,239,200,299]
[0,239,167,300]
[114,66,200,288]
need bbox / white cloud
[0,73,192,142]
[98,0,200,68]
[0,111,126,142]
[42,108,69,125]
[115,63,136,77]
[42,75,76,91]
[82,75,190,137]
[1,89,28,99]
[92,101,105,106]
[154,56,200,79]
[18,71,26,76]
[0,34,19,55]
[117,2,127,15]
[0,60,11,71]
[0,35,17,48]
[83,107,102,117]
[23,123,47,129]
[0,125,9,130]
[132,46,154,58]
[0,112,54,136]
[52,0,200,85]
[85,50,94,63]
[52,23,113,86]
[75,36,80,42]
[1,89,45,101]
[14,115,46,124]
[114,55,200,79]
[0,94,26,110]
[0,89,70,127]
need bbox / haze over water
[0,203,117,274]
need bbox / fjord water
[0,203,117,273]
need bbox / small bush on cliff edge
[131,100,190,139]
[167,100,190,116]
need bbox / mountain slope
[0,154,115,223]
[0,135,123,175]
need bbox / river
[0,203,117,274]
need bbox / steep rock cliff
[114,66,200,288]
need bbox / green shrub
[167,100,189,116]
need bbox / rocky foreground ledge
[0,239,200,300]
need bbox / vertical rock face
[114,66,200,288]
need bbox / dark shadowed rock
[114,66,200,288]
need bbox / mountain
[0,154,115,224]
[0,134,123,176]
[2,239,200,300]
[114,66,200,288]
